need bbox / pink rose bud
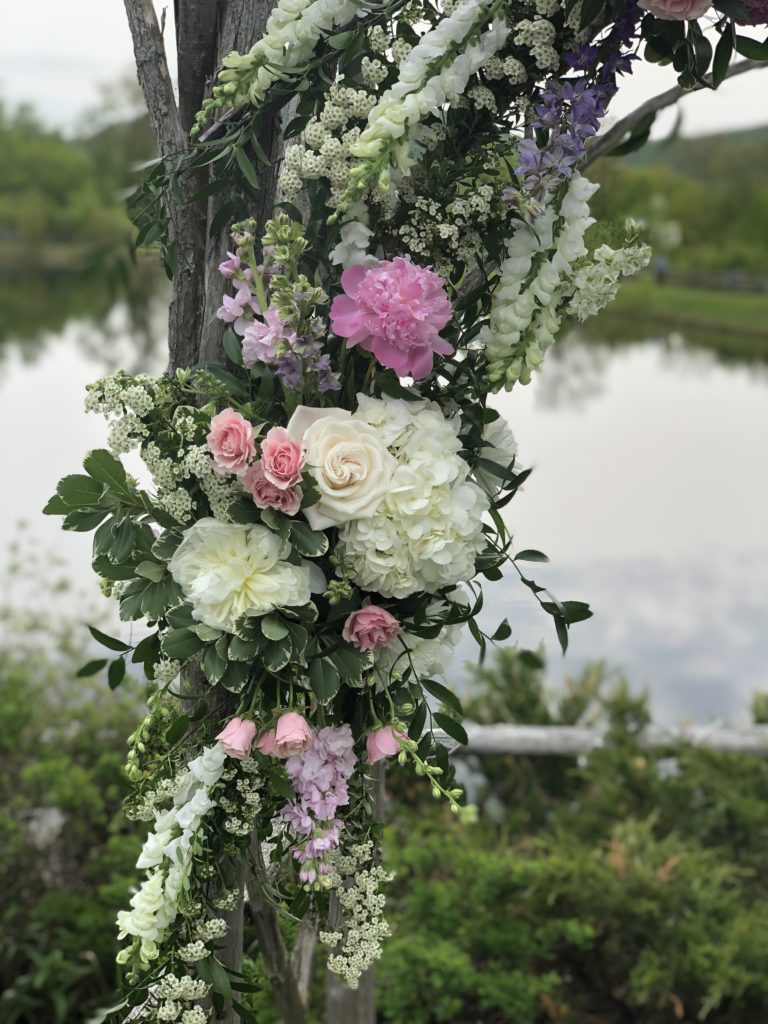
[206,408,256,477]
[260,426,306,490]
[216,717,258,759]
[256,729,279,756]
[274,712,314,758]
[366,725,403,764]
[342,606,401,653]
[638,0,711,18]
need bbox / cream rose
[287,407,396,530]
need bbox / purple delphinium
[280,725,357,885]
[510,1,642,199]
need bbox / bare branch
[585,58,763,166]
[123,0,185,158]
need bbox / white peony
[169,519,311,632]
[336,396,488,599]
[287,407,396,530]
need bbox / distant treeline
[590,128,768,275]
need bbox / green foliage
[0,624,141,1023]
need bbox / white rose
[168,519,310,632]
[287,407,396,530]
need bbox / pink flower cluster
[330,256,454,379]
[279,724,357,884]
[740,0,768,21]
[206,413,306,517]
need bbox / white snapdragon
[116,746,228,965]
[567,243,651,320]
[337,396,488,599]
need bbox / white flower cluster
[337,396,488,599]
[85,373,156,455]
[220,771,262,836]
[322,842,393,988]
[473,413,518,496]
[484,172,600,390]
[376,606,465,683]
[344,0,510,204]
[484,54,527,84]
[116,745,227,965]
[567,243,652,321]
[183,445,241,522]
[513,17,560,71]
[397,182,497,273]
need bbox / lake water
[2,286,766,725]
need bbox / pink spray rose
[256,729,279,756]
[216,717,258,759]
[638,0,710,18]
[260,426,306,489]
[241,462,302,516]
[343,606,401,653]
[206,408,255,476]
[330,256,454,379]
[274,712,314,758]
[366,725,403,764]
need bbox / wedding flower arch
[47,0,767,1021]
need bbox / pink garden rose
[206,408,255,476]
[366,725,403,764]
[330,256,454,379]
[216,717,257,759]
[242,462,302,516]
[343,606,401,653]
[638,0,710,18]
[260,426,306,489]
[254,713,316,759]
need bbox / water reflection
[0,285,766,725]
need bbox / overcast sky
[2,0,767,138]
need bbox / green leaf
[203,644,228,685]
[56,474,104,508]
[228,635,264,662]
[261,615,289,641]
[734,33,768,61]
[421,679,463,717]
[327,29,354,49]
[88,625,132,652]
[434,712,468,747]
[221,660,250,693]
[515,549,549,563]
[491,618,512,642]
[76,659,107,678]
[110,518,136,562]
[289,520,329,557]
[108,656,126,690]
[328,645,370,688]
[309,657,340,704]
[222,328,244,366]
[712,29,733,88]
[152,530,183,560]
[408,702,427,741]
[228,498,262,524]
[140,579,175,621]
[191,623,224,642]
[163,628,204,661]
[43,494,70,516]
[166,604,195,629]
[83,449,130,495]
[263,636,292,673]
[119,579,148,621]
[579,0,605,29]
[135,560,166,582]
[132,632,161,666]
[166,715,191,745]
[63,509,109,532]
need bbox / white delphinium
[337,396,488,599]
[323,842,393,988]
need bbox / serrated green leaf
[43,494,70,516]
[88,625,132,652]
[152,530,183,560]
[57,474,104,508]
[434,712,468,747]
[63,509,109,532]
[83,449,130,495]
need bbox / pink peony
[241,462,302,516]
[242,306,296,367]
[342,605,401,653]
[260,426,306,489]
[273,712,315,757]
[638,0,710,18]
[366,725,403,764]
[216,717,258,759]
[330,256,454,379]
[206,408,256,477]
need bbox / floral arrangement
[46,0,767,1019]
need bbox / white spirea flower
[336,396,488,599]
[168,519,311,632]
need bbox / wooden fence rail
[439,723,768,757]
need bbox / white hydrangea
[336,396,488,599]
[474,412,518,496]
